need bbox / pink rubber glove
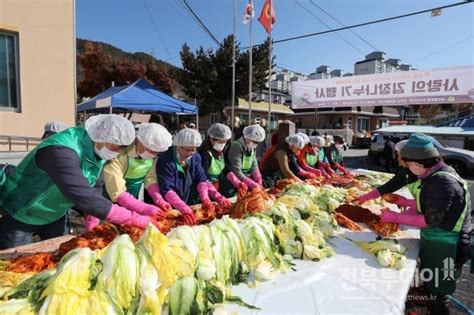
[380,209,427,228]
[197,182,211,203]
[334,163,352,177]
[164,190,196,225]
[147,183,172,211]
[242,176,259,189]
[298,169,317,179]
[216,195,231,207]
[105,204,156,229]
[117,191,165,218]
[390,194,417,211]
[318,164,331,180]
[323,163,336,177]
[226,172,243,188]
[353,189,381,205]
[251,168,263,186]
[207,182,231,207]
[84,215,100,232]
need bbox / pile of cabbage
[0,183,346,315]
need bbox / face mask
[335,144,343,150]
[139,150,156,160]
[95,145,120,160]
[213,142,226,152]
[408,162,426,176]
[247,143,258,150]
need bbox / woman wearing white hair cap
[193,123,233,209]
[220,124,266,197]
[157,128,213,225]
[260,134,317,186]
[0,114,159,249]
[84,123,173,231]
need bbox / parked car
[368,133,474,175]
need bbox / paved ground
[344,148,473,315]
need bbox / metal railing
[0,135,42,152]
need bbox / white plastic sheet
[228,169,420,314]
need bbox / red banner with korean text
[291,65,474,109]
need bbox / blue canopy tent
[77,79,199,126]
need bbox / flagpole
[231,0,236,138]
[267,0,272,130]
[248,0,253,124]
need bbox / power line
[180,0,221,47]
[308,0,379,51]
[143,0,173,61]
[260,1,471,46]
[410,35,474,65]
[295,0,366,56]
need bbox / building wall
[0,0,75,138]
[354,60,377,75]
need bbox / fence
[0,136,42,152]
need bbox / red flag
[258,0,276,34]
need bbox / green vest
[207,152,225,183]
[331,147,343,164]
[236,141,255,175]
[412,170,470,295]
[124,153,154,198]
[317,149,325,163]
[306,153,317,167]
[0,127,105,225]
[405,178,420,197]
[218,140,255,198]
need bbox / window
[0,32,20,110]
[357,117,370,132]
[379,119,388,128]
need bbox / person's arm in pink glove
[334,163,352,177]
[207,182,231,207]
[251,168,263,186]
[197,182,211,203]
[147,183,171,211]
[164,190,196,225]
[84,215,100,232]
[380,209,427,228]
[117,191,165,218]
[298,168,317,179]
[226,172,243,188]
[322,163,336,176]
[242,176,260,189]
[389,194,417,211]
[105,204,156,229]
[317,164,331,180]
[353,189,381,205]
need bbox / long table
[228,227,420,314]
[0,170,420,314]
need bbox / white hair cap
[296,132,310,145]
[85,114,135,146]
[137,123,172,153]
[309,136,325,147]
[243,124,266,142]
[207,123,232,140]
[395,139,409,152]
[44,121,68,133]
[285,134,306,149]
[173,128,202,147]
